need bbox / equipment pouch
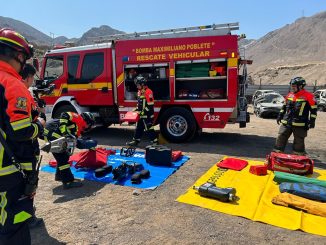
[266,152,313,175]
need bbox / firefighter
[44,111,95,188]
[21,63,45,228]
[22,64,47,121]
[0,28,44,245]
[127,76,158,146]
[273,77,317,155]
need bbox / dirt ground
[31,108,326,245]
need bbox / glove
[276,116,282,125]
[309,121,315,129]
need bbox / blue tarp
[41,150,189,190]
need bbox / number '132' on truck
[39,22,251,143]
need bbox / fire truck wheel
[53,104,77,119]
[160,107,196,143]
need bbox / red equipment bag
[123,111,140,123]
[74,148,116,169]
[266,152,313,175]
[216,157,248,171]
[172,151,183,162]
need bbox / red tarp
[49,148,116,169]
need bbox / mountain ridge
[1,13,325,85]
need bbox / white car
[254,92,285,118]
[252,89,275,104]
[314,89,326,112]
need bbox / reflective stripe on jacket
[279,89,317,127]
[137,87,154,119]
[0,61,41,188]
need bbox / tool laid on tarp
[272,192,326,218]
[274,171,326,188]
[112,161,144,181]
[280,182,326,202]
[95,165,113,178]
[193,182,236,202]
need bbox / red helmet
[0,28,34,59]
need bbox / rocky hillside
[246,11,326,85]
[0,17,123,46]
[77,25,124,45]
[0,16,52,45]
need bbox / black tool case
[145,145,172,166]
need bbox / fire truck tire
[53,104,77,119]
[160,107,196,143]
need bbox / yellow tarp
[177,157,326,237]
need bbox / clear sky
[1,0,325,39]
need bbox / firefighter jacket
[0,60,43,189]
[44,112,87,140]
[279,89,317,128]
[136,87,154,120]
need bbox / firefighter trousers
[52,152,74,183]
[46,133,74,183]
[0,178,33,245]
[274,125,308,154]
[134,118,158,143]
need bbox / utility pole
[49,32,55,47]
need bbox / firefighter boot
[127,139,140,147]
[55,173,62,181]
[28,206,44,229]
[28,216,44,229]
[63,179,83,189]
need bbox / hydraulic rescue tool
[41,136,77,155]
[193,182,236,202]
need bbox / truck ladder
[92,22,239,43]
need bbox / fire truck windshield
[44,56,63,79]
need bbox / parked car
[314,89,326,112]
[252,89,275,104]
[254,92,285,118]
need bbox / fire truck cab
[40,23,250,143]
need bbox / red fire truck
[39,23,250,142]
